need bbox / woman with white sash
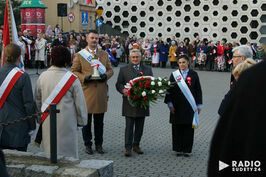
[164,55,202,157]
[35,46,87,159]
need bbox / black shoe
[95,146,105,154]
[85,146,93,155]
[176,152,183,156]
[183,153,190,157]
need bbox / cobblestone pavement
[27,64,231,177]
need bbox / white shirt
[88,48,97,55]
[181,69,189,80]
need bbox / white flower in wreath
[159,90,164,94]
[142,91,146,97]
[151,90,155,94]
[158,77,162,81]
[158,82,162,86]
[168,81,171,85]
[151,77,155,80]
[151,81,155,86]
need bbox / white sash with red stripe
[41,71,77,123]
[0,67,24,109]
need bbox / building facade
[97,0,266,44]
[43,0,96,32]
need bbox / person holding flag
[0,44,36,151]
[164,55,202,157]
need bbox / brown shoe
[85,146,93,155]
[95,146,105,154]
[133,146,143,154]
[124,149,132,157]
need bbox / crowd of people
[1,24,265,72]
[0,25,266,176]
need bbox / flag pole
[1,0,11,67]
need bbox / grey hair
[232,45,253,59]
[130,49,141,57]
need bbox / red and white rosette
[187,76,192,86]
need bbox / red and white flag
[1,0,10,67]
[1,0,24,70]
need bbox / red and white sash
[41,71,77,123]
[0,67,24,109]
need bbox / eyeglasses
[232,55,242,58]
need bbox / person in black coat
[0,149,9,177]
[164,55,202,157]
[208,60,266,177]
[51,33,67,48]
[0,44,36,152]
[206,42,216,71]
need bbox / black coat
[51,38,67,47]
[116,63,153,117]
[0,149,9,177]
[218,81,236,116]
[0,64,36,148]
[164,69,202,124]
[208,60,266,177]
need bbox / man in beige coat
[71,30,114,154]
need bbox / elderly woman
[35,46,87,159]
[164,55,202,157]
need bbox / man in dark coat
[51,33,67,47]
[116,49,153,157]
[0,44,36,151]
[208,60,266,177]
[230,45,253,87]
[218,45,254,116]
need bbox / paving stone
[27,64,230,176]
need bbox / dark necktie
[134,65,139,73]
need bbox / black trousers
[161,61,167,68]
[170,62,177,69]
[172,124,194,153]
[82,113,104,147]
[0,145,28,152]
[125,116,145,149]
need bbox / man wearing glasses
[218,45,254,116]
[231,45,253,86]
